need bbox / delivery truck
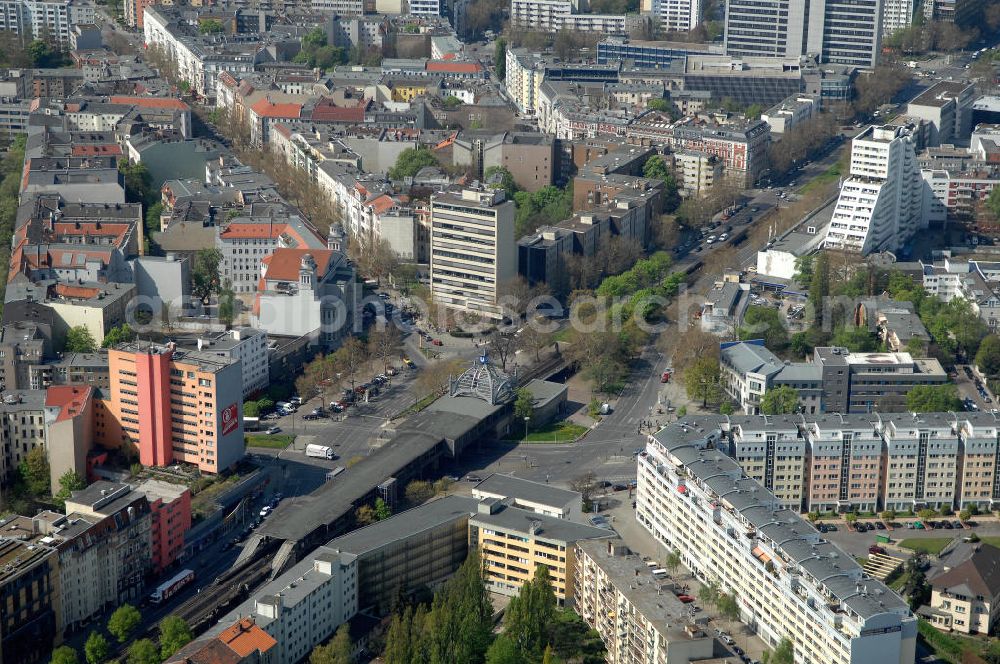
[306,444,336,459]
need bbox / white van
[651,568,668,580]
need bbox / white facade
[636,428,918,664]
[505,48,543,116]
[408,0,441,14]
[430,188,516,321]
[761,95,820,134]
[881,0,916,34]
[824,125,924,255]
[196,328,269,399]
[510,0,574,31]
[651,0,701,32]
[248,549,358,664]
[0,0,94,43]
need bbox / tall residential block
[652,0,702,32]
[637,423,917,663]
[825,125,924,254]
[0,538,60,664]
[98,342,244,474]
[429,188,516,321]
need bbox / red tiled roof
[426,60,483,74]
[368,194,395,215]
[219,223,288,240]
[53,284,101,300]
[216,618,277,657]
[262,248,335,283]
[46,385,93,423]
[250,98,303,119]
[52,222,130,244]
[110,96,190,111]
[310,100,365,123]
[72,145,123,156]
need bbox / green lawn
[521,421,589,443]
[898,537,953,556]
[800,162,842,194]
[245,434,294,449]
[978,536,1000,549]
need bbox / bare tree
[332,336,368,392]
[569,471,598,504]
[487,331,518,372]
[517,320,552,362]
[415,357,466,396]
[367,325,402,377]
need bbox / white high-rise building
[0,0,94,44]
[651,0,702,33]
[724,0,883,67]
[824,125,924,254]
[430,188,515,321]
[636,424,918,664]
[881,0,916,34]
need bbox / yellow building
[389,81,429,102]
[923,544,1000,635]
[469,499,612,605]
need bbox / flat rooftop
[470,504,613,545]
[473,473,580,509]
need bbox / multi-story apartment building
[97,342,245,474]
[882,0,917,33]
[469,499,612,605]
[0,538,60,664]
[813,346,948,414]
[803,417,884,513]
[761,95,820,134]
[627,113,771,187]
[651,0,701,32]
[672,150,722,197]
[636,422,917,663]
[724,0,883,67]
[881,413,960,511]
[0,390,52,490]
[505,48,544,116]
[472,474,582,520]
[132,478,191,575]
[211,546,358,664]
[216,212,327,294]
[922,259,1000,329]
[0,0,94,44]
[907,81,976,147]
[180,328,269,399]
[728,419,807,510]
[575,538,714,664]
[0,323,48,392]
[825,124,924,254]
[429,188,516,321]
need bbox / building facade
[429,188,516,321]
[0,538,60,664]
[98,342,245,474]
[637,421,917,663]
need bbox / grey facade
[814,346,948,413]
[130,254,191,314]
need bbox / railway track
[172,545,276,631]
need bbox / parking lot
[954,364,996,412]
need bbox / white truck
[306,444,336,460]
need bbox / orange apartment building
[133,478,192,574]
[96,342,244,474]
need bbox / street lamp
[523,416,530,442]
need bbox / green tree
[960,508,973,522]
[374,497,391,521]
[144,201,163,235]
[740,305,789,350]
[54,470,86,508]
[494,38,507,80]
[485,635,521,664]
[762,637,794,664]
[717,592,741,633]
[906,384,962,412]
[514,387,535,424]
[50,646,79,664]
[698,579,721,609]
[745,103,763,120]
[243,400,260,417]
[65,326,97,353]
[664,549,682,576]
[720,401,734,415]
[387,147,439,180]
[977,334,1000,376]
[442,95,463,109]
[19,446,50,495]
[127,639,159,664]
[809,253,830,326]
[107,604,142,643]
[760,385,799,414]
[831,325,878,352]
[684,355,721,407]
[83,632,111,664]
[484,165,518,199]
[504,565,557,659]
[881,509,896,521]
[84,632,110,664]
[119,161,154,206]
[987,186,1000,222]
[159,616,193,659]
[642,155,680,212]
[101,323,136,348]
[199,18,225,34]
[647,98,673,113]
[309,623,353,664]
[917,507,937,521]
[192,248,223,303]
[218,286,236,328]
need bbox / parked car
[432,339,443,346]
[869,545,886,555]
[265,426,281,434]
[677,595,695,603]
[466,474,482,482]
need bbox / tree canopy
[159,616,193,659]
[65,326,98,353]
[760,385,799,415]
[107,604,142,643]
[388,147,440,180]
[976,334,1000,376]
[906,384,962,412]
